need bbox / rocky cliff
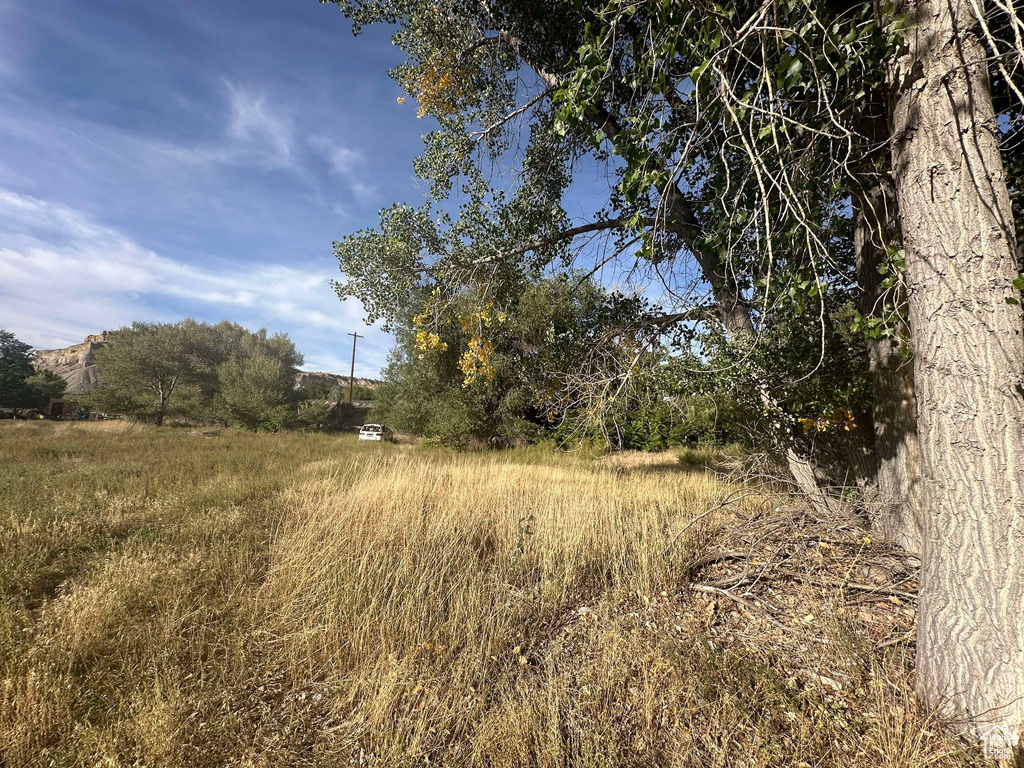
[294,370,380,391]
[33,332,110,394]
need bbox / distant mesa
[32,332,379,395]
[33,332,110,395]
[294,370,380,391]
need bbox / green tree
[88,320,303,428]
[0,331,68,408]
[217,353,296,431]
[180,319,304,419]
[89,322,199,425]
[21,371,67,408]
[0,330,36,407]
[351,383,377,401]
[372,275,651,447]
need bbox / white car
[358,423,393,442]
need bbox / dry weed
[0,422,984,767]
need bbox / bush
[296,400,332,430]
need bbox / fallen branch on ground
[690,583,793,633]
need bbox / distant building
[44,399,82,420]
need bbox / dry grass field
[0,421,979,767]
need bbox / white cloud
[140,83,380,210]
[309,135,361,176]
[308,135,379,204]
[224,80,295,167]
[349,180,380,204]
[0,189,389,374]
[156,80,297,170]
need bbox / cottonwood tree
[90,320,303,428]
[321,0,1024,739]
[217,353,297,431]
[602,0,1024,738]
[372,274,656,446]
[887,0,1024,739]
[90,322,201,425]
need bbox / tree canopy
[325,0,888,453]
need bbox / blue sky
[0,0,432,376]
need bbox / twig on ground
[666,491,759,553]
[878,629,916,648]
[773,568,918,601]
[690,583,793,632]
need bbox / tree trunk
[853,183,923,552]
[890,0,1024,741]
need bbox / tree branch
[492,29,752,337]
[456,35,505,65]
[470,88,553,142]
[639,308,717,329]
[507,217,656,256]
[416,217,655,274]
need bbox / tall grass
[0,423,977,766]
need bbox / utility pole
[347,332,363,403]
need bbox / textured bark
[853,185,924,552]
[890,0,1024,740]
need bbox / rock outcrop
[33,332,110,394]
[294,371,380,391]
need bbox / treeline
[0,321,364,431]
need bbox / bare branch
[415,217,655,274]
[470,88,553,143]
